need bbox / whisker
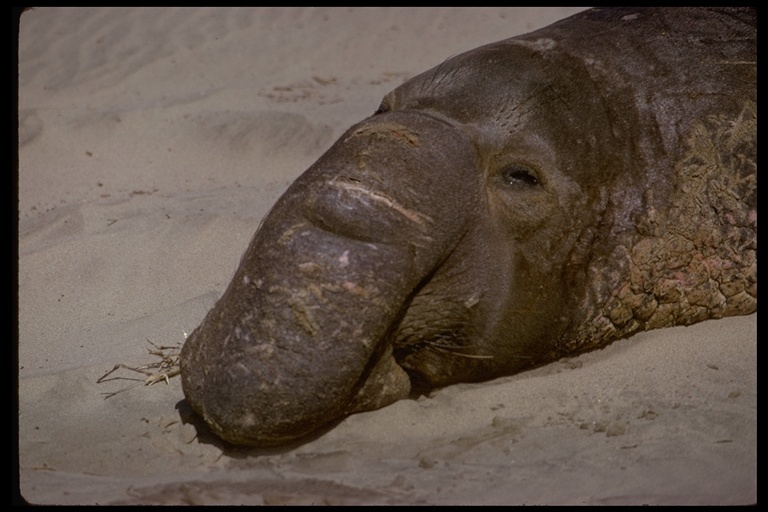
[430,345,495,359]
[424,339,494,359]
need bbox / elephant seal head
[180,7,756,446]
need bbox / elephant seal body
[180,7,756,446]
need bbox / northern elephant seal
[180,7,756,446]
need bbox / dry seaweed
[97,340,182,398]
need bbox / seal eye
[500,165,540,187]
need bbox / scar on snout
[346,123,420,147]
[289,297,319,337]
[338,250,350,267]
[331,180,433,227]
[277,222,308,245]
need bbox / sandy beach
[17,7,756,505]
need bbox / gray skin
[180,7,756,446]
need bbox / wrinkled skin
[180,7,756,446]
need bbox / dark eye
[500,165,540,187]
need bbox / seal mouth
[389,307,493,393]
